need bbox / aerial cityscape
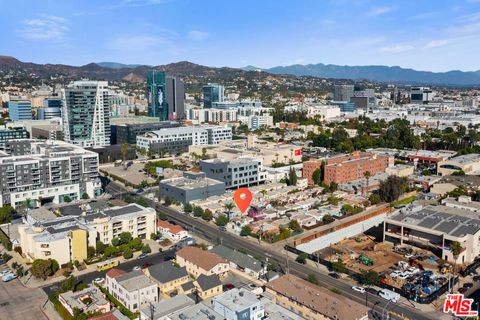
[2,1,480,320]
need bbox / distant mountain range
[1,56,480,86]
[255,63,480,86]
[96,62,148,69]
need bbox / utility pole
[149,302,156,320]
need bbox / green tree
[158,212,168,221]
[322,214,334,224]
[202,209,213,221]
[63,195,72,203]
[369,193,381,205]
[359,269,379,285]
[31,259,54,280]
[96,241,106,255]
[287,167,298,186]
[123,248,133,259]
[307,274,319,285]
[224,202,235,219]
[289,219,302,232]
[81,193,90,200]
[164,196,173,206]
[296,252,308,264]
[87,246,95,259]
[118,232,133,245]
[103,246,118,258]
[312,168,322,186]
[183,203,193,213]
[215,214,229,226]
[240,225,252,237]
[363,171,371,195]
[331,261,347,273]
[141,244,152,254]
[379,175,408,202]
[0,206,14,224]
[193,206,204,217]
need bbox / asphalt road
[42,249,175,297]
[106,181,438,320]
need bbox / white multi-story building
[305,105,341,119]
[63,80,111,147]
[238,115,273,129]
[106,269,158,312]
[0,139,101,208]
[136,125,232,153]
[211,288,264,320]
[18,203,156,265]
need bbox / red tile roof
[157,220,185,234]
[176,246,227,271]
[106,268,127,279]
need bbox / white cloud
[409,11,438,20]
[380,44,414,53]
[188,30,210,41]
[18,15,69,41]
[294,58,305,64]
[366,6,394,16]
[424,39,449,49]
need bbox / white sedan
[92,278,105,284]
[352,286,366,293]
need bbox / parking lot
[0,277,49,320]
[101,162,156,186]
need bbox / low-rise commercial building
[159,172,225,204]
[176,246,229,277]
[0,139,101,208]
[265,274,369,320]
[384,204,480,264]
[106,269,158,312]
[200,158,267,189]
[136,125,232,154]
[110,121,180,145]
[438,154,480,176]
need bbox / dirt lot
[101,162,156,186]
[318,235,444,275]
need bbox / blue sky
[1,0,480,71]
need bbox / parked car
[473,275,480,282]
[223,283,235,291]
[0,269,11,277]
[132,266,141,271]
[463,282,474,289]
[352,286,366,293]
[137,253,148,260]
[329,273,340,279]
[142,263,153,269]
[248,283,257,289]
[2,273,17,282]
[92,278,104,285]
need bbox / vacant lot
[0,279,49,320]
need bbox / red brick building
[303,151,391,185]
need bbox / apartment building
[63,80,111,147]
[0,126,29,150]
[0,139,102,208]
[265,275,369,320]
[136,125,232,154]
[18,203,156,264]
[106,269,158,312]
[199,158,267,189]
[211,288,264,320]
[306,151,392,185]
[176,246,229,277]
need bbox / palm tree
[120,143,129,161]
[260,189,267,200]
[450,241,463,293]
[224,202,235,220]
[363,171,371,196]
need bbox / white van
[378,289,400,303]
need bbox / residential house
[144,262,190,297]
[176,246,229,277]
[210,245,266,279]
[157,220,188,242]
[195,274,223,300]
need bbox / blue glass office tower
[8,100,32,120]
[147,70,168,121]
[202,83,224,108]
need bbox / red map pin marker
[234,188,253,214]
